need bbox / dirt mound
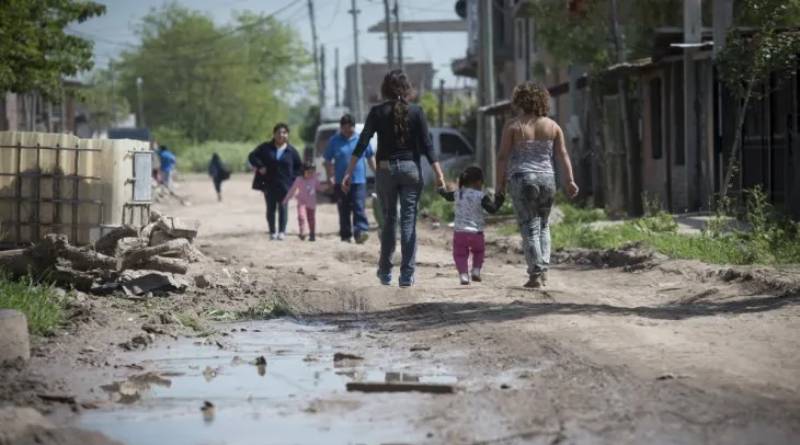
[553,243,667,270]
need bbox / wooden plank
[346,382,456,394]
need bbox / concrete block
[0,310,30,363]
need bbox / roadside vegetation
[497,187,800,266]
[177,141,256,174]
[0,273,66,336]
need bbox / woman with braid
[341,70,446,287]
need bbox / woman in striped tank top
[496,82,579,289]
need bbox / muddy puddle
[77,319,457,445]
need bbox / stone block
[0,310,30,364]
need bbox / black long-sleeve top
[248,141,303,195]
[352,101,439,164]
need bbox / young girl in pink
[283,164,322,241]
[439,166,504,285]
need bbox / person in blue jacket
[157,145,177,189]
[248,123,303,240]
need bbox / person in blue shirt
[324,114,376,243]
[158,145,177,189]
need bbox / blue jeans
[335,183,369,240]
[509,172,556,278]
[375,160,423,282]
[264,190,288,234]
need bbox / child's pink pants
[297,205,316,235]
[453,231,485,274]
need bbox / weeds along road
[147,173,800,443]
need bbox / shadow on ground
[319,291,800,332]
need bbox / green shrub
[0,273,65,336]
[178,141,258,173]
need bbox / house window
[650,78,663,159]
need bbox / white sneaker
[269,233,278,240]
[471,268,482,282]
[459,273,470,285]
[277,232,286,240]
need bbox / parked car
[312,124,475,191]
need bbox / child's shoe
[471,268,482,282]
[459,273,470,285]
[298,233,306,241]
[309,233,316,242]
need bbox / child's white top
[454,189,488,233]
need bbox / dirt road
[4,173,800,444]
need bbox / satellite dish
[455,0,467,19]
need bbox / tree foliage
[0,0,105,97]
[114,3,311,144]
[717,0,800,101]
[81,68,130,132]
[419,91,477,144]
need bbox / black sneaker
[309,233,316,241]
[355,232,369,244]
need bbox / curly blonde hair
[512,81,550,116]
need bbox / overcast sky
[71,0,475,105]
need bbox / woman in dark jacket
[248,123,303,240]
[342,70,446,287]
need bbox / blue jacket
[248,141,303,195]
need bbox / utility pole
[349,0,363,120]
[393,0,404,71]
[684,0,702,210]
[109,60,116,124]
[438,79,445,127]
[477,0,495,188]
[334,47,341,107]
[383,0,394,68]
[136,76,145,128]
[320,45,327,109]
[609,0,641,215]
[712,0,734,58]
[308,0,323,106]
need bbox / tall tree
[115,3,311,144]
[0,0,105,97]
[716,0,800,196]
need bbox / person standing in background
[249,123,303,240]
[323,114,376,244]
[158,145,177,190]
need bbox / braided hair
[380,69,413,147]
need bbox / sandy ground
[2,173,800,444]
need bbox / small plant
[237,295,293,320]
[0,273,65,336]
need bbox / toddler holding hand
[439,166,504,285]
[283,164,322,241]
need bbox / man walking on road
[324,114,376,243]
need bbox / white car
[312,124,475,189]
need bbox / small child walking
[283,164,321,241]
[439,166,504,285]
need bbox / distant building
[0,80,91,137]
[343,62,435,121]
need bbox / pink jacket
[283,176,320,208]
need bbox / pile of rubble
[0,210,202,296]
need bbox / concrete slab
[0,309,30,363]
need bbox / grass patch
[237,295,294,320]
[497,187,800,266]
[0,273,65,336]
